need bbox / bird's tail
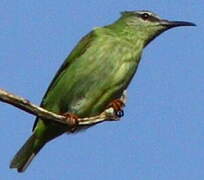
[10,133,45,173]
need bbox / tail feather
[10,134,44,172]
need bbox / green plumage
[10,10,195,172]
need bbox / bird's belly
[64,60,137,117]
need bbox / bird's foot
[107,99,125,118]
[63,112,79,132]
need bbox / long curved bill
[161,20,196,28]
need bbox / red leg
[63,112,79,132]
[107,99,125,117]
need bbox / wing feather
[32,31,95,131]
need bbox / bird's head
[118,10,196,46]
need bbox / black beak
[161,20,196,28]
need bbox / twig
[0,88,127,128]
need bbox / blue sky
[0,1,203,179]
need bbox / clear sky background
[0,1,203,179]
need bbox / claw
[63,113,79,132]
[107,99,125,118]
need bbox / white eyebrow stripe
[136,11,161,19]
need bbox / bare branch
[0,88,127,129]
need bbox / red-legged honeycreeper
[10,10,195,172]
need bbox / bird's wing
[32,31,95,131]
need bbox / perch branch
[0,88,127,128]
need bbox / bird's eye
[141,13,150,20]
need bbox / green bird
[10,10,195,172]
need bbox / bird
[10,10,195,172]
